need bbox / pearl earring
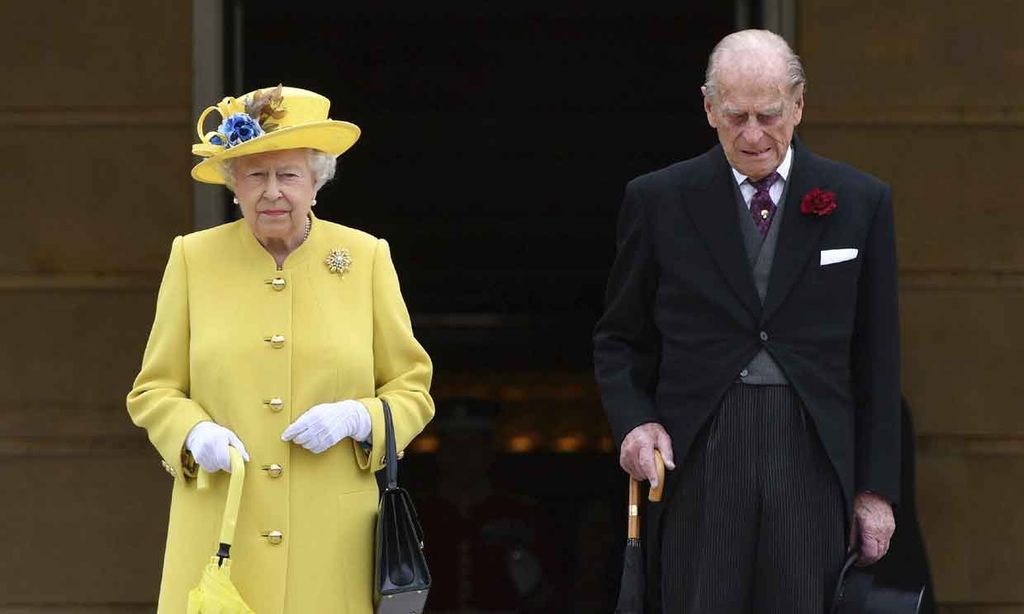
[311,199,317,207]
[233,197,239,205]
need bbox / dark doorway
[241,5,735,611]
[240,5,733,359]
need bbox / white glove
[185,421,250,473]
[281,400,372,454]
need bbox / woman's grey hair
[220,148,337,192]
[305,149,337,191]
[703,30,806,103]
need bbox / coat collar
[682,144,762,319]
[682,138,830,322]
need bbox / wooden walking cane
[615,450,667,614]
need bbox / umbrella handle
[194,448,246,492]
[193,448,246,565]
[219,447,246,549]
[627,474,641,539]
[649,450,666,503]
[197,468,210,491]
[626,450,667,539]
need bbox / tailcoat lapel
[682,146,761,320]
[762,141,829,321]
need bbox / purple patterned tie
[748,172,781,238]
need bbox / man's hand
[620,422,677,488]
[850,491,896,565]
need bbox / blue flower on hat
[212,113,264,148]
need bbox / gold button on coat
[265,334,286,348]
[265,397,284,412]
[267,277,287,291]
[262,530,283,545]
[263,463,283,478]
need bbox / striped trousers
[661,384,846,613]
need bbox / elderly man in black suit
[594,29,899,612]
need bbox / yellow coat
[127,214,434,613]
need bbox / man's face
[704,68,803,180]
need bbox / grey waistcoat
[733,177,790,385]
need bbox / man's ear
[702,87,717,128]
[791,86,805,126]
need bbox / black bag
[831,550,925,614]
[374,400,431,614]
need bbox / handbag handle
[380,399,427,548]
[382,399,400,490]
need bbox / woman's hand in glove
[185,421,250,473]
[281,400,372,454]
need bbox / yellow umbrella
[187,447,254,613]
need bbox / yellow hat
[191,85,361,185]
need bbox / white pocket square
[820,248,858,266]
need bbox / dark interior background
[240,4,737,611]
[240,4,732,368]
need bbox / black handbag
[374,400,431,614]
[831,550,925,614]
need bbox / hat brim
[191,120,361,185]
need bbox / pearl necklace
[301,215,311,243]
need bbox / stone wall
[0,1,192,610]
[799,1,1024,611]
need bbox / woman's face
[231,148,316,244]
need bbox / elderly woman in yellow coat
[126,85,434,613]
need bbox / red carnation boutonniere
[800,188,838,217]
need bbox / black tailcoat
[594,139,902,509]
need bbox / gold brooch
[324,248,352,276]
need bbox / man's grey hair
[220,148,337,192]
[703,30,806,103]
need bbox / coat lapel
[761,141,830,321]
[683,146,761,320]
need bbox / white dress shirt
[731,143,794,209]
